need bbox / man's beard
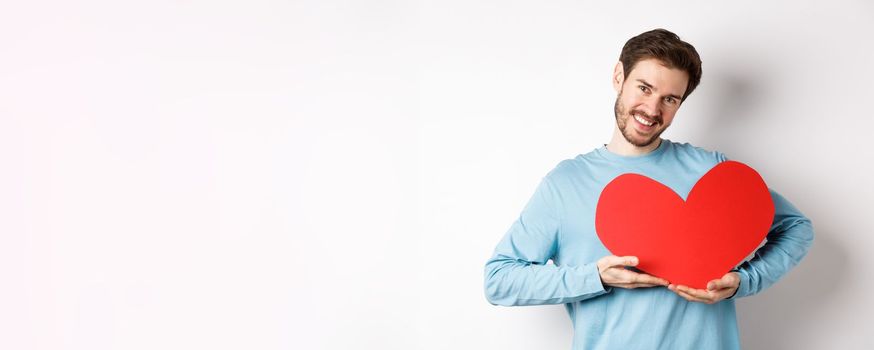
[614,93,666,147]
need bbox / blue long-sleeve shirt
[484,140,814,350]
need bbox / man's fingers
[670,284,721,304]
[603,268,639,285]
[707,279,724,291]
[631,272,669,286]
[669,285,709,303]
[598,256,670,287]
[610,268,666,285]
[619,283,659,289]
[675,289,712,304]
[598,255,671,289]
[675,285,709,298]
[708,273,740,291]
[603,255,638,268]
[671,288,695,302]
[613,282,667,289]
[605,269,668,288]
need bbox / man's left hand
[668,272,740,304]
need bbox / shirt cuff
[588,263,613,295]
[570,262,612,299]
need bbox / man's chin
[630,141,656,148]
[624,134,658,148]
[618,123,662,148]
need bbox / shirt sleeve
[730,189,814,298]
[484,175,610,306]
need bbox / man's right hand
[596,255,669,289]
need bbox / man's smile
[633,114,655,126]
[631,112,660,132]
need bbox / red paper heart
[595,161,774,289]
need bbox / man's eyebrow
[635,79,682,100]
[635,79,654,89]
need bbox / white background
[1,1,872,349]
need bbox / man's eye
[638,86,649,93]
[664,97,677,105]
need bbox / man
[483,29,814,349]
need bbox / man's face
[613,59,690,147]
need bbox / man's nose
[640,95,661,116]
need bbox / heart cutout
[595,161,774,289]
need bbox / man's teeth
[634,115,654,126]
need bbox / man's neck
[605,127,662,156]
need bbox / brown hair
[619,29,702,101]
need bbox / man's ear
[612,61,625,93]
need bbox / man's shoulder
[544,158,578,181]
[540,148,603,183]
[665,140,729,164]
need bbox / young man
[483,29,814,349]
